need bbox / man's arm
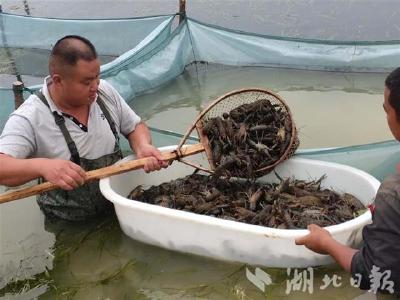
[0,153,86,190]
[127,122,168,173]
[295,224,358,272]
[0,154,44,186]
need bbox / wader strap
[35,90,81,165]
[97,89,121,151]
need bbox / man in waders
[0,35,168,220]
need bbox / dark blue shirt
[351,173,400,294]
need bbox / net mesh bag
[178,88,299,178]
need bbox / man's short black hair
[385,67,400,119]
[49,35,98,75]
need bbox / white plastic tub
[99,145,380,268]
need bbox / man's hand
[135,143,168,173]
[295,224,358,272]
[127,122,168,172]
[295,224,333,255]
[38,159,86,190]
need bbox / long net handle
[0,144,205,204]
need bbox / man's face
[383,86,400,141]
[57,58,100,107]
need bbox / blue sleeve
[350,173,400,292]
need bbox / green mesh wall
[0,12,174,55]
[187,18,400,73]
[101,19,193,100]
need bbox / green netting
[187,18,400,73]
[0,12,174,55]
[297,141,400,182]
[1,13,400,182]
[4,14,400,93]
[101,19,193,100]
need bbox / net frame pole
[23,0,31,16]
[12,81,24,109]
[179,0,186,24]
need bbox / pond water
[132,64,392,149]
[0,64,397,299]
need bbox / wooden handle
[0,143,205,204]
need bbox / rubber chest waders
[36,90,123,220]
